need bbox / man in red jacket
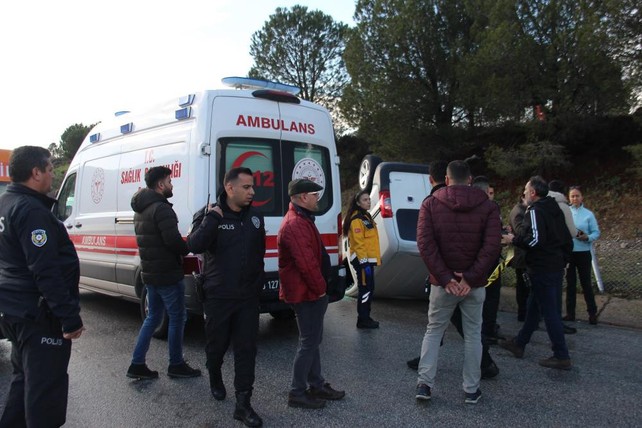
[278,179,345,409]
[415,160,502,405]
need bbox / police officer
[187,167,265,428]
[0,146,84,427]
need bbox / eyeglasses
[306,191,320,197]
[569,185,581,190]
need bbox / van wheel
[359,155,382,193]
[140,286,170,340]
[269,309,295,320]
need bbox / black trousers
[515,268,530,320]
[566,251,597,317]
[482,273,502,336]
[0,310,71,428]
[203,297,259,392]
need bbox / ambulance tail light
[337,213,344,263]
[379,190,393,218]
[183,255,200,275]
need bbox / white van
[55,78,346,328]
[344,157,430,299]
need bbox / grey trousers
[290,295,328,396]
[417,285,485,393]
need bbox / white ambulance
[55,78,346,329]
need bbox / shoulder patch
[251,216,261,229]
[31,229,48,247]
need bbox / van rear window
[220,138,332,216]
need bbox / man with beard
[127,166,201,380]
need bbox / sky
[0,0,356,151]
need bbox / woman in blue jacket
[564,186,600,325]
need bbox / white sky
[0,0,355,150]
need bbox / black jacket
[187,194,265,299]
[131,188,189,286]
[512,196,573,273]
[0,183,82,333]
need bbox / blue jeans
[131,281,187,366]
[516,271,570,360]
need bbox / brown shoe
[306,383,345,400]
[288,393,326,409]
[498,337,525,358]
[539,356,572,370]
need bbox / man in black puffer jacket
[127,166,201,380]
[188,167,265,428]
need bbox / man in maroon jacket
[415,160,502,404]
[278,179,345,409]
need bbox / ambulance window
[56,173,76,221]
[220,139,281,216]
[287,141,332,215]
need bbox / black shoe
[416,383,431,400]
[126,363,158,380]
[210,368,226,400]
[539,356,572,370]
[498,337,525,358]
[562,315,575,322]
[167,362,202,378]
[357,318,379,329]
[563,324,577,335]
[288,393,326,409]
[481,361,499,379]
[407,357,420,370]
[465,389,482,404]
[306,383,345,400]
[483,333,506,346]
[588,314,598,325]
[211,385,226,401]
[234,391,263,427]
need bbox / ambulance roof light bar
[221,76,301,95]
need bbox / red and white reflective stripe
[70,234,338,258]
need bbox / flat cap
[288,178,323,196]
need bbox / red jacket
[417,185,502,288]
[277,203,327,303]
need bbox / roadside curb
[499,286,642,330]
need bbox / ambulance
[54,77,346,330]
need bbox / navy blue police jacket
[0,183,83,333]
[187,193,265,299]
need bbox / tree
[341,0,483,158]
[58,123,93,160]
[249,5,349,112]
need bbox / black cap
[288,179,323,196]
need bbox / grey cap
[288,179,323,196]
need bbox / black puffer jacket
[131,188,189,286]
[187,194,265,300]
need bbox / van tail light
[380,190,393,218]
[183,255,200,275]
[337,213,344,264]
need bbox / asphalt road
[1,290,641,427]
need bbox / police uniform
[0,183,82,428]
[187,192,265,398]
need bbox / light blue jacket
[570,204,600,252]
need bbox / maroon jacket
[277,203,327,303]
[417,185,502,288]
